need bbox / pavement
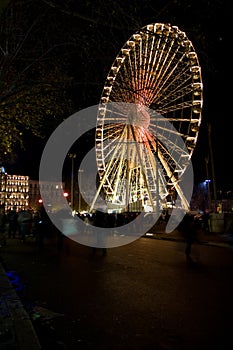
[0,251,42,350]
[0,222,232,350]
[144,222,232,248]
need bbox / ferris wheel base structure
[105,199,177,215]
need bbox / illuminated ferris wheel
[91,23,203,212]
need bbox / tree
[0,0,75,162]
[0,0,10,14]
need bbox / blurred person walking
[17,209,32,242]
[7,206,18,239]
[179,212,199,263]
[0,205,7,247]
[92,211,107,257]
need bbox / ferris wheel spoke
[146,42,178,99]
[102,125,125,142]
[145,43,184,101]
[159,140,189,174]
[156,101,194,115]
[154,77,194,109]
[102,125,128,160]
[152,66,192,107]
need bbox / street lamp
[68,153,76,209]
[78,169,84,213]
[205,179,211,211]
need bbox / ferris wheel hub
[128,104,150,129]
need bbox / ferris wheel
[91,23,203,213]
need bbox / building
[0,166,29,211]
[29,179,66,212]
[28,179,41,211]
[0,167,67,212]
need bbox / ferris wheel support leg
[151,143,190,212]
[89,160,115,213]
[173,182,190,211]
[129,124,156,211]
[89,128,127,212]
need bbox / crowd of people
[0,205,48,247]
[0,205,217,263]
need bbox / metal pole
[78,169,83,213]
[69,153,76,210]
[71,157,74,209]
[207,123,217,210]
[205,157,211,211]
[156,138,159,212]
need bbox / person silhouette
[91,211,107,257]
[7,207,18,239]
[179,213,198,263]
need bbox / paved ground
[0,224,233,350]
[0,262,42,350]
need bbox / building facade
[0,167,66,212]
[0,166,29,211]
[29,179,66,212]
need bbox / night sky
[1,0,231,192]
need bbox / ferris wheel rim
[95,23,202,210]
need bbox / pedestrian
[91,211,107,257]
[0,205,7,247]
[7,206,18,239]
[38,206,51,249]
[55,208,71,255]
[202,210,210,232]
[33,210,45,250]
[17,209,32,242]
[179,213,198,263]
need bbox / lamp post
[68,153,76,210]
[207,123,217,210]
[205,156,212,211]
[205,179,211,211]
[0,166,7,211]
[78,169,84,213]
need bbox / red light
[63,192,69,197]
[38,199,43,203]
